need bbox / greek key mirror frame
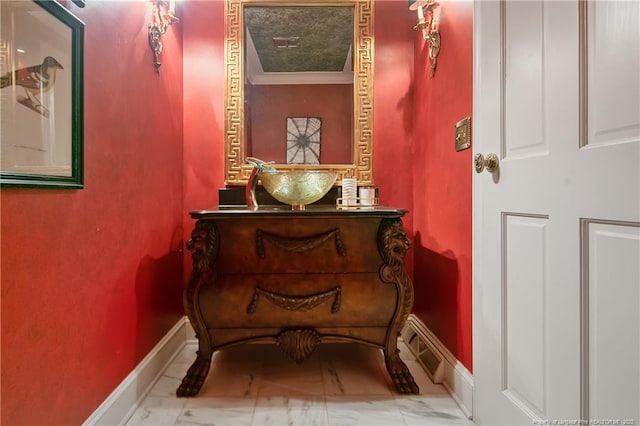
[224,0,374,186]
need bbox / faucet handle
[246,157,277,174]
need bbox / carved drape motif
[247,286,341,314]
[256,228,346,258]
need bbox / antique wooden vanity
[176,206,419,396]
[175,0,420,397]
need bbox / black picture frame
[0,0,84,189]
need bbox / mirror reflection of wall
[244,6,354,165]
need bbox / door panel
[505,1,548,158]
[586,1,639,148]
[474,1,640,424]
[503,214,549,419]
[582,220,640,421]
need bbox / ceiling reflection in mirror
[224,0,373,185]
[245,6,353,166]
[245,7,353,73]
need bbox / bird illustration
[0,56,64,117]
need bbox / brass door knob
[474,153,499,173]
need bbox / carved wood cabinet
[177,207,419,396]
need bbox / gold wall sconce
[148,0,179,74]
[409,0,441,77]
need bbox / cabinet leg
[176,352,211,397]
[384,348,419,395]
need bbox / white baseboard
[83,317,192,426]
[402,314,474,419]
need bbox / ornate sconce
[410,0,441,78]
[148,0,179,74]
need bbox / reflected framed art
[286,117,321,165]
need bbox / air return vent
[401,322,444,383]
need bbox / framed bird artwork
[0,0,84,188]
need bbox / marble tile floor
[125,340,473,426]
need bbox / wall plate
[455,117,471,152]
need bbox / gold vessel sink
[246,158,338,210]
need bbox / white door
[473,1,640,425]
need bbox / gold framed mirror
[224,0,374,185]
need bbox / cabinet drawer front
[214,217,384,274]
[198,273,398,329]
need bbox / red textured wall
[374,1,416,271]
[182,4,225,207]
[248,84,353,164]
[182,0,225,282]
[0,1,184,424]
[0,0,468,422]
[411,0,474,370]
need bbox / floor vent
[401,323,444,383]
